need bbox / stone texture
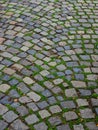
[65,88,78,97]
[23,77,35,85]
[0,84,10,92]
[3,111,18,123]
[80,109,95,119]
[0,0,98,129]
[10,119,29,130]
[73,124,84,130]
[34,122,48,130]
[25,114,39,125]
[57,124,71,130]
[39,110,51,119]
[49,105,62,113]
[63,111,78,121]
[27,92,41,102]
[71,81,86,88]
[0,120,8,130]
[0,104,8,115]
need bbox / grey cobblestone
[0,0,98,129]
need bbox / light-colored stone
[87,74,98,81]
[3,68,16,75]
[23,41,32,47]
[11,56,20,62]
[27,92,41,102]
[76,99,89,107]
[21,46,29,51]
[40,70,49,76]
[0,84,10,92]
[71,81,86,88]
[0,38,5,44]
[74,124,84,130]
[23,77,35,85]
[12,64,23,71]
[53,79,63,85]
[19,96,32,103]
[65,88,78,97]
[1,52,13,58]
[49,105,62,113]
[39,110,51,119]
[49,62,56,66]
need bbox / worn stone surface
[0,0,98,129]
[25,114,39,125]
[63,111,78,121]
[10,119,29,130]
[3,111,18,123]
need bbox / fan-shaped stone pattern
[0,0,98,129]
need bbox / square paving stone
[49,105,62,114]
[0,84,10,93]
[10,119,29,130]
[16,105,29,116]
[61,101,76,109]
[0,96,13,105]
[48,96,57,105]
[9,79,19,85]
[53,78,63,85]
[65,88,78,97]
[85,122,98,130]
[19,96,32,103]
[42,89,52,97]
[21,68,32,76]
[1,59,13,67]
[76,99,89,107]
[40,70,50,76]
[23,77,35,85]
[48,116,62,126]
[34,122,48,130]
[0,120,8,130]
[73,124,84,130]
[71,81,86,88]
[80,108,95,119]
[3,68,16,75]
[91,98,98,106]
[27,92,41,102]
[25,114,39,125]
[31,83,44,92]
[11,102,20,108]
[3,111,18,123]
[17,82,30,94]
[56,64,66,71]
[2,75,10,81]
[27,102,39,111]
[75,74,84,80]
[37,101,49,109]
[0,104,8,115]
[79,89,91,96]
[63,111,78,121]
[57,124,71,130]
[9,90,20,98]
[39,110,51,119]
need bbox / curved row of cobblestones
[0,0,98,130]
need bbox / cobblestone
[63,111,78,121]
[0,0,98,129]
[25,114,39,125]
[3,111,18,123]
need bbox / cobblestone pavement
[0,0,98,130]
